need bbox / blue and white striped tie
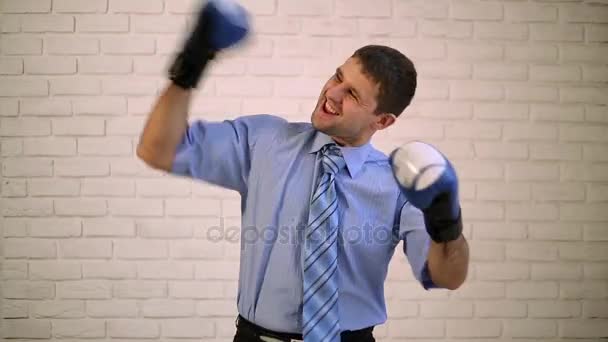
[303,143,345,342]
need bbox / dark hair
[352,45,417,117]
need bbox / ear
[374,113,397,130]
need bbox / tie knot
[320,144,345,175]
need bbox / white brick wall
[1,0,607,340]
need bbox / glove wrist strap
[424,207,463,243]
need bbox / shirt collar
[308,130,372,178]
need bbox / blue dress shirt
[171,114,437,333]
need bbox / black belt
[235,315,374,342]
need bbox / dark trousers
[233,315,375,342]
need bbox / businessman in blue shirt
[137,2,469,341]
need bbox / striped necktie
[303,143,346,342]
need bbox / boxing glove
[389,141,463,243]
[169,0,250,89]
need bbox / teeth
[324,100,338,115]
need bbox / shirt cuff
[421,260,439,290]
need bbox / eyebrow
[336,67,362,101]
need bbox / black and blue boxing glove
[389,141,463,243]
[169,0,250,89]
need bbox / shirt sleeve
[397,196,439,290]
[170,114,280,195]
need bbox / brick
[0,79,48,96]
[278,0,333,16]
[27,218,80,237]
[24,56,76,74]
[588,183,608,199]
[388,319,444,338]
[57,280,111,299]
[562,203,608,221]
[139,261,193,280]
[505,3,558,22]
[1,0,51,13]
[443,122,499,140]
[23,186,72,205]
[131,15,187,33]
[506,44,558,63]
[162,319,215,338]
[2,179,26,197]
[419,20,471,38]
[2,260,28,279]
[529,300,581,318]
[110,157,164,177]
[0,37,43,55]
[197,300,238,317]
[73,96,127,115]
[474,142,527,160]
[460,202,503,220]
[473,222,526,240]
[78,137,132,156]
[54,0,108,13]
[59,239,112,259]
[3,300,28,318]
[165,198,221,217]
[24,137,76,156]
[503,123,558,141]
[195,261,239,280]
[101,36,155,55]
[134,56,169,75]
[532,183,585,201]
[532,263,582,280]
[0,57,23,75]
[561,244,608,261]
[562,4,608,23]
[420,301,473,318]
[507,281,558,299]
[561,45,608,63]
[170,240,223,259]
[83,218,135,237]
[29,261,81,280]
[110,0,162,13]
[54,158,109,176]
[531,24,584,42]
[506,85,558,102]
[108,199,163,217]
[21,99,71,116]
[81,179,135,197]
[475,23,528,41]
[583,300,608,318]
[108,320,160,338]
[3,281,55,299]
[50,77,101,95]
[469,241,505,261]
[507,242,558,261]
[474,63,527,81]
[1,138,22,156]
[582,65,608,82]
[474,103,528,121]
[113,280,167,298]
[530,143,582,161]
[561,281,607,299]
[103,77,157,96]
[79,56,132,74]
[53,319,105,338]
[52,117,104,136]
[87,300,138,317]
[302,18,358,36]
[21,15,74,32]
[447,319,501,338]
[585,223,608,241]
[275,37,331,58]
[3,157,53,177]
[561,163,608,182]
[76,14,129,33]
[530,65,581,82]
[528,223,582,241]
[114,239,167,259]
[476,183,530,201]
[475,300,527,318]
[54,198,107,216]
[0,99,18,116]
[2,199,53,217]
[136,178,191,197]
[395,0,448,19]
[83,261,136,279]
[561,87,607,105]
[412,80,449,101]
[504,319,557,338]
[2,319,51,339]
[335,0,390,17]
[448,42,503,61]
[31,300,85,318]
[142,299,195,317]
[560,319,608,338]
[136,218,195,238]
[1,14,21,32]
[46,36,99,54]
[165,0,197,13]
[169,281,224,299]
[561,125,608,142]
[587,24,608,42]
[531,104,584,122]
[451,82,503,101]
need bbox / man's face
[311,57,394,147]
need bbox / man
[137,1,469,341]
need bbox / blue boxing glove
[169,0,250,89]
[389,141,463,243]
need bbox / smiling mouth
[322,98,340,116]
